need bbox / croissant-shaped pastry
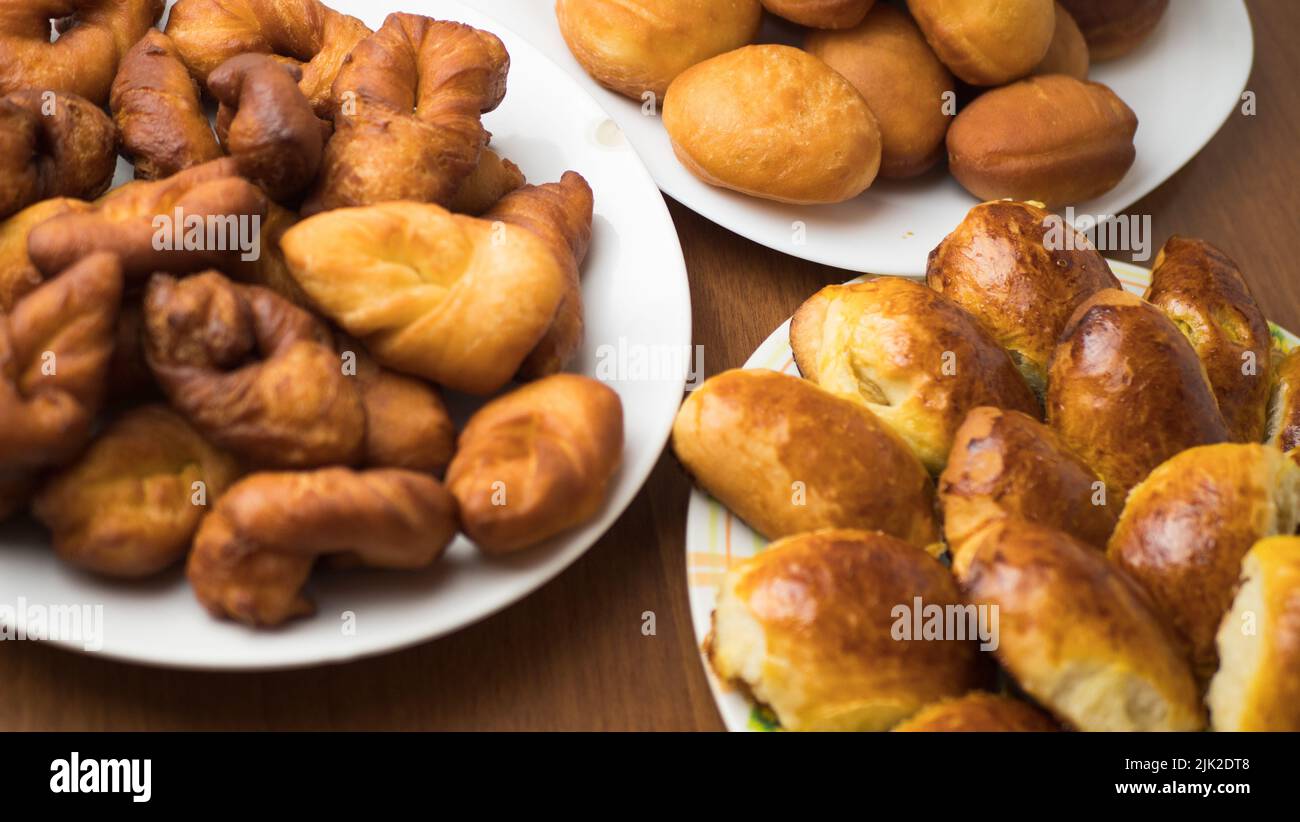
[164,0,371,117]
[0,90,118,220]
[484,172,594,379]
[188,467,459,626]
[33,405,241,578]
[26,158,269,280]
[446,374,622,553]
[279,200,568,395]
[0,0,164,106]
[208,54,330,203]
[306,14,509,213]
[0,197,92,312]
[110,29,223,181]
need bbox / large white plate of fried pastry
[679,201,1300,731]
[0,0,690,668]
[464,0,1252,276]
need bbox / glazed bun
[1107,444,1300,680]
[892,692,1059,732]
[1059,0,1169,62]
[1208,536,1300,731]
[908,0,1056,86]
[791,279,1039,473]
[556,0,762,100]
[926,200,1120,394]
[805,4,955,179]
[1145,236,1272,443]
[672,369,940,552]
[760,0,874,29]
[663,45,881,204]
[954,518,1204,731]
[1268,349,1300,451]
[1046,289,1229,500]
[940,407,1116,557]
[1032,2,1090,78]
[708,529,991,731]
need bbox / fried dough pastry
[909,0,1056,86]
[0,197,92,311]
[0,252,123,472]
[448,149,526,216]
[446,374,622,553]
[189,467,458,626]
[1059,0,1168,62]
[1107,444,1300,681]
[33,405,241,578]
[893,693,1060,732]
[143,271,365,468]
[939,407,1117,557]
[1033,1,1090,78]
[0,90,117,220]
[307,14,509,213]
[280,201,567,395]
[0,0,163,106]
[484,172,593,380]
[1146,236,1272,444]
[107,296,156,403]
[760,0,873,30]
[27,158,269,280]
[229,201,314,307]
[791,279,1040,473]
[208,54,329,203]
[164,0,371,117]
[1268,348,1300,452]
[111,29,223,181]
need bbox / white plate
[0,0,691,669]
[684,261,1298,731]
[460,0,1253,276]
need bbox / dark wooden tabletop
[3,0,1296,731]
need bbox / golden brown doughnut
[0,90,117,221]
[0,197,92,311]
[556,0,762,100]
[1032,2,1090,78]
[662,45,881,204]
[1059,0,1169,62]
[954,518,1204,731]
[892,692,1060,732]
[0,0,163,106]
[1107,444,1300,681]
[1146,236,1272,444]
[791,278,1040,473]
[760,0,873,30]
[805,4,955,179]
[1046,289,1229,500]
[447,374,623,554]
[707,529,991,731]
[188,467,459,626]
[1268,349,1300,452]
[448,149,526,216]
[110,29,223,181]
[672,369,941,552]
[926,200,1120,394]
[32,405,241,578]
[908,0,1056,86]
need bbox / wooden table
[3,0,1296,731]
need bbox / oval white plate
[0,0,691,669]
[684,261,1297,731]
[459,0,1253,276]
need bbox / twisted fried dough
[306,14,509,213]
[0,197,91,311]
[0,90,117,220]
[111,29,222,181]
[188,467,459,625]
[448,149,525,216]
[0,0,163,106]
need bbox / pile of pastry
[0,0,623,627]
[557,0,1159,207]
[675,199,1300,731]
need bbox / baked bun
[1046,289,1229,500]
[926,200,1120,394]
[1269,349,1300,451]
[673,369,939,550]
[940,407,1116,557]
[908,0,1056,86]
[791,279,1039,473]
[0,90,117,221]
[805,4,955,179]
[1059,0,1169,62]
[892,692,1059,732]
[0,198,92,312]
[953,518,1204,731]
[662,45,881,204]
[556,0,762,100]
[1145,236,1272,444]
[759,0,874,30]
[1208,535,1300,731]
[707,529,991,731]
[447,374,622,554]
[1107,444,1300,680]
[1032,2,1090,78]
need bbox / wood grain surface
[2,0,1296,731]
